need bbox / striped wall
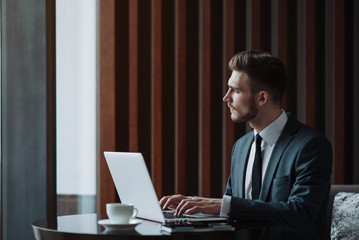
[98,0,359,215]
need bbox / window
[56,0,98,215]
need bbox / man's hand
[159,194,188,211]
[159,194,222,216]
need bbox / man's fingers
[159,196,174,209]
[176,200,193,216]
[184,205,203,215]
[167,204,177,210]
[175,198,204,216]
[159,195,222,216]
[185,204,217,215]
[159,196,169,208]
[160,194,186,210]
[176,198,222,216]
[163,198,176,210]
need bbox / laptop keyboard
[163,211,187,219]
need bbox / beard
[229,97,258,123]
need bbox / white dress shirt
[220,110,288,217]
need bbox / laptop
[104,151,228,223]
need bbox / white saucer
[98,219,142,231]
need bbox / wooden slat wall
[98,0,117,216]
[152,0,163,199]
[333,0,354,184]
[98,0,358,215]
[223,0,236,187]
[334,0,345,184]
[161,0,176,196]
[129,0,139,153]
[305,0,317,129]
[200,0,212,197]
[175,0,188,195]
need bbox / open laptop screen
[104,152,166,223]
[104,151,228,223]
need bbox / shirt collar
[254,110,288,146]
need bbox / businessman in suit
[160,50,332,239]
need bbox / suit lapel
[259,114,298,201]
[237,134,253,198]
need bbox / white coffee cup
[106,203,138,224]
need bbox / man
[160,50,333,239]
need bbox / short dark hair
[228,50,287,104]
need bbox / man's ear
[258,91,269,105]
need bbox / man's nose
[223,90,230,102]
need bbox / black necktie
[252,134,262,199]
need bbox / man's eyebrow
[227,84,240,91]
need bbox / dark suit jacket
[225,114,333,240]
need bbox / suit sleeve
[228,135,333,232]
